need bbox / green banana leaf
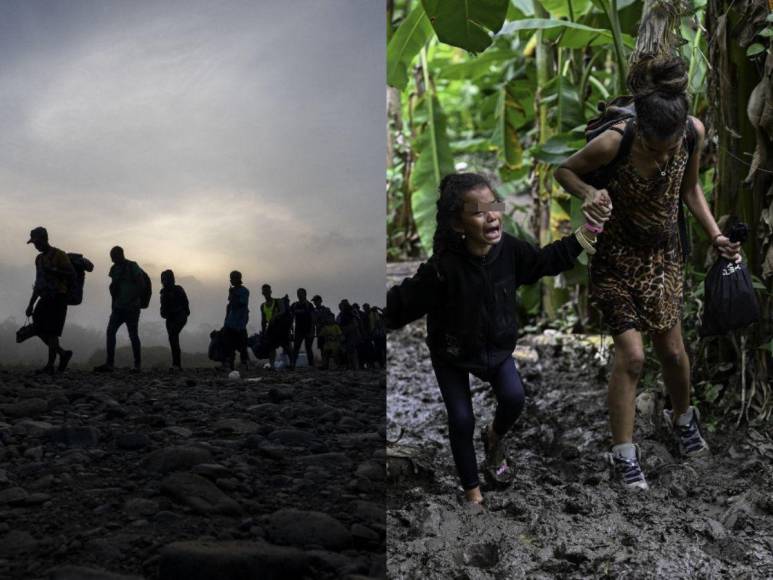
[387,5,435,89]
[410,96,455,254]
[422,0,510,53]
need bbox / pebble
[161,472,242,515]
[158,540,308,580]
[0,486,28,505]
[0,398,48,417]
[116,432,149,451]
[143,445,212,473]
[48,565,143,580]
[266,508,352,550]
[47,426,100,448]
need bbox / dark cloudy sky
[0,0,385,337]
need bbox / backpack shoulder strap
[605,120,635,169]
[685,117,697,157]
[617,120,635,160]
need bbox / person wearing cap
[94,246,145,372]
[25,227,76,374]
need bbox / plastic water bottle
[296,351,308,368]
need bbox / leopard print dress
[589,128,690,335]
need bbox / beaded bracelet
[574,226,597,255]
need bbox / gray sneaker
[663,406,709,458]
[605,444,649,491]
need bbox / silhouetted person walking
[311,294,332,355]
[290,288,315,368]
[25,227,76,374]
[337,299,360,370]
[95,246,144,372]
[160,270,190,370]
[261,284,291,369]
[224,271,250,371]
[368,305,387,369]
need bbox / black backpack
[208,329,227,362]
[66,253,94,306]
[582,96,697,262]
[138,266,152,309]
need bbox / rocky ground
[386,262,773,580]
[0,366,386,580]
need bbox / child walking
[386,173,604,505]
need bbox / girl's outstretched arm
[385,259,442,329]
[513,235,583,287]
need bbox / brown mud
[0,366,385,580]
[386,262,773,580]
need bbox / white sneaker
[605,444,649,491]
[663,406,710,458]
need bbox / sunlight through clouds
[0,0,385,331]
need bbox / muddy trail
[0,366,386,580]
[386,262,773,580]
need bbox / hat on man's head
[27,227,48,244]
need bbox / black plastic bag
[16,319,36,343]
[247,332,271,359]
[700,258,760,337]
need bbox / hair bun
[628,56,688,98]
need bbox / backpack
[208,329,227,362]
[581,96,697,262]
[138,266,152,309]
[65,253,94,306]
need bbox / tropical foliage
[386,0,771,424]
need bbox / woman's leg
[433,364,481,501]
[650,322,690,417]
[608,329,645,444]
[650,321,709,456]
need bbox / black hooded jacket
[386,232,582,373]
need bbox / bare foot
[464,486,484,504]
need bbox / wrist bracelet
[584,223,603,235]
[574,227,597,255]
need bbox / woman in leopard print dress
[555,57,741,491]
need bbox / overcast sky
[0,0,385,337]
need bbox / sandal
[480,424,514,486]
